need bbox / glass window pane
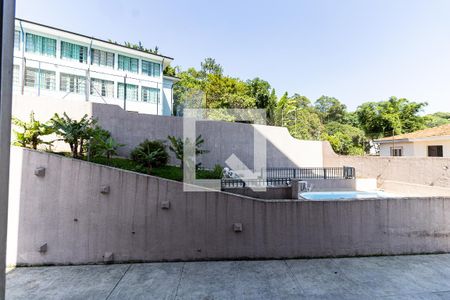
[13,65,20,91]
[118,55,138,73]
[91,49,114,68]
[60,73,86,94]
[61,41,88,63]
[14,31,20,50]
[90,78,114,98]
[25,33,56,57]
[25,67,55,90]
[117,83,138,101]
[142,60,161,77]
[141,86,159,103]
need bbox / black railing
[221,178,291,188]
[263,166,355,180]
[221,167,355,189]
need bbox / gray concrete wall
[12,95,325,169]
[323,142,450,189]
[7,147,450,266]
[222,186,292,199]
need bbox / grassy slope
[89,156,221,182]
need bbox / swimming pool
[300,191,395,200]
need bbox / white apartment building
[13,18,178,116]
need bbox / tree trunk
[69,143,75,157]
[79,139,84,157]
[73,141,78,158]
[147,163,152,175]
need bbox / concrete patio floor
[6,254,450,299]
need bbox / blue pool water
[300,191,394,200]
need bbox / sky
[16,0,450,114]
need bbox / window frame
[117,54,139,73]
[60,73,86,94]
[390,147,403,157]
[24,67,56,91]
[91,48,115,69]
[25,32,57,57]
[141,86,160,103]
[60,41,88,63]
[428,145,444,157]
[14,30,20,50]
[141,60,161,77]
[117,82,138,101]
[90,78,115,98]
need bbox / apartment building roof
[15,18,174,61]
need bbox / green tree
[356,97,428,139]
[274,93,323,140]
[245,78,277,124]
[163,65,178,77]
[173,58,276,115]
[322,122,366,155]
[200,57,223,76]
[168,135,209,169]
[131,140,168,168]
[314,96,348,124]
[425,112,450,127]
[88,127,124,160]
[122,41,159,54]
[130,140,168,174]
[11,112,54,150]
[50,113,96,158]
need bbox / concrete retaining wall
[7,147,450,266]
[323,142,450,189]
[222,186,292,199]
[12,95,324,169]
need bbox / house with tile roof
[375,124,450,157]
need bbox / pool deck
[6,254,450,299]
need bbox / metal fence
[221,178,291,188]
[221,166,356,189]
[263,166,356,180]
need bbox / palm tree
[49,113,95,158]
[168,135,209,169]
[98,136,123,159]
[11,112,54,149]
[133,147,165,174]
[89,128,124,160]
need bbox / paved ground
[6,254,450,299]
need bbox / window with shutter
[90,78,114,98]
[61,41,88,63]
[25,67,56,90]
[60,73,86,94]
[25,33,56,57]
[141,87,159,103]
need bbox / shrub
[49,113,96,158]
[211,164,223,179]
[167,135,209,168]
[131,140,168,168]
[12,112,54,150]
[88,127,124,159]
